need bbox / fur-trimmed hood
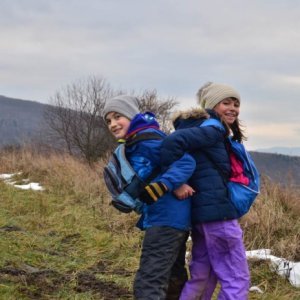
[171,108,209,122]
[171,108,210,130]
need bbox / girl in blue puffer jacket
[102,95,196,300]
[161,83,250,300]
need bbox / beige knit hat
[197,82,241,109]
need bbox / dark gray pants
[134,226,189,300]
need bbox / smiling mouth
[113,129,122,136]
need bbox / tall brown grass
[0,147,139,235]
[241,176,300,261]
[1,147,299,262]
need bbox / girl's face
[213,97,240,125]
[105,112,131,139]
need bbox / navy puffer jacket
[161,109,239,224]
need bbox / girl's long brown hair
[230,119,247,143]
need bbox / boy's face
[105,112,131,139]
[213,97,240,125]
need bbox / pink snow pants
[180,219,250,300]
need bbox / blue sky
[1,0,300,150]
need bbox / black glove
[140,182,168,205]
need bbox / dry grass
[0,147,142,299]
[0,147,299,299]
[241,176,300,261]
[0,147,138,234]
[1,147,299,259]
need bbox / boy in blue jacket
[102,95,195,300]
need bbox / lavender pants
[180,220,250,300]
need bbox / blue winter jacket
[125,113,195,231]
[161,109,240,224]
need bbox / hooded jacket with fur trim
[161,109,240,223]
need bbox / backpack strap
[125,132,164,147]
[200,118,226,132]
[123,131,164,197]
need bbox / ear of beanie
[197,82,241,109]
[102,95,140,120]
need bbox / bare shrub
[44,76,116,164]
[137,89,178,133]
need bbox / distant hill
[255,147,300,157]
[0,95,49,146]
[250,151,300,186]
[1,95,300,186]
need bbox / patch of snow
[249,286,264,293]
[185,247,299,289]
[0,173,44,191]
[14,182,44,191]
[0,172,21,179]
[246,249,300,288]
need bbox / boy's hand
[173,184,195,200]
[140,182,168,204]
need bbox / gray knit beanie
[102,95,140,120]
[197,82,241,109]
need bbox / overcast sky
[1,0,300,150]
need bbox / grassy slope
[0,149,299,300]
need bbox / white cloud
[245,122,300,150]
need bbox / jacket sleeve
[128,138,196,191]
[161,126,224,170]
[158,153,196,191]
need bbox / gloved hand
[140,182,168,205]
